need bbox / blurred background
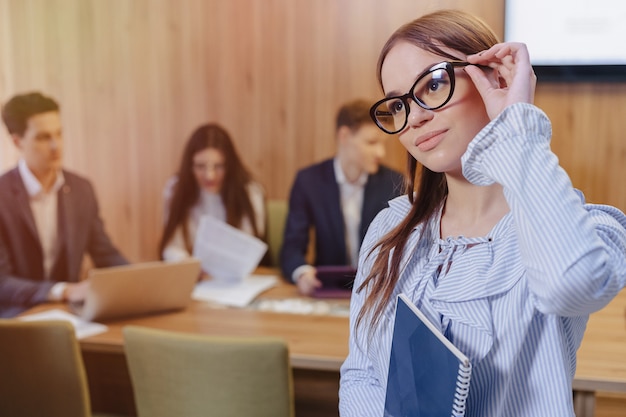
[1,0,624,262]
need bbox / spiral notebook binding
[451,362,472,417]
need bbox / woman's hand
[465,42,537,120]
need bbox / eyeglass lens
[372,64,454,134]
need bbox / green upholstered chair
[266,199,289,267]
[0,319,92,417]
[123,326,294,417]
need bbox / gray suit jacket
[0,167,128,317]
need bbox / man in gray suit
[0,92,128,317]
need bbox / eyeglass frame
[370,60,480,135]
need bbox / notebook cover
[384,294,471,417]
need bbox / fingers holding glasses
[465,42,536,119]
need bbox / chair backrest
[0,319,92,417]
[123,326,295,417]
[266,199,289,267]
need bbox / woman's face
[192,147,226,193]
[380,41,491,177]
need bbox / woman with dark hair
[339,9,626,417]
[159,123,266,262]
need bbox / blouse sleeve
[462,103,626,316]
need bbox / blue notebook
[384,294,472,417]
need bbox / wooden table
[21,276,626,417]
[573,288,626,417]
[40,276,350,417]
[81,296,349,371]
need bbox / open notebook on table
[384,293,472,417]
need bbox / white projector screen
[504,0,626,81]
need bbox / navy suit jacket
[0,167,128,317]
[280,159,404,281]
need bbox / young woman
[339,9,626,417]
[159,123,266,262]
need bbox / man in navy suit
[281,99,404,295]
[0,92,128,317]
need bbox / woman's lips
[415,129,447,152]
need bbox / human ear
[337,125,352,144]
[11,134,24,150]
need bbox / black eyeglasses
[370,61,475,134]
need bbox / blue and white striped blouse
[339,103,626,417]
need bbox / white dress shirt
[334,157,367,268]
[18,159,66,300]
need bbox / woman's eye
[428,77,450,93]
[427,80,442,92]
[389,100,405,115]
[423,69,450,95]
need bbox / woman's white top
[339,103,626,417]
[161,177,265,261]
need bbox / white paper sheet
[19,309,108,339]
[192,215,268,283]
[193,274,278,307]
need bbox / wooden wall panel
[0,0,623,263]
[535,83,626,211]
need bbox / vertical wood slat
[0,0,623,262]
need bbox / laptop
[312,265,356,299]
[71,259,201,322]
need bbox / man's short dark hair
[1,92,60,136]
[335,99,374,132]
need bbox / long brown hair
[158,123,263,257]
[356,10,499,334]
